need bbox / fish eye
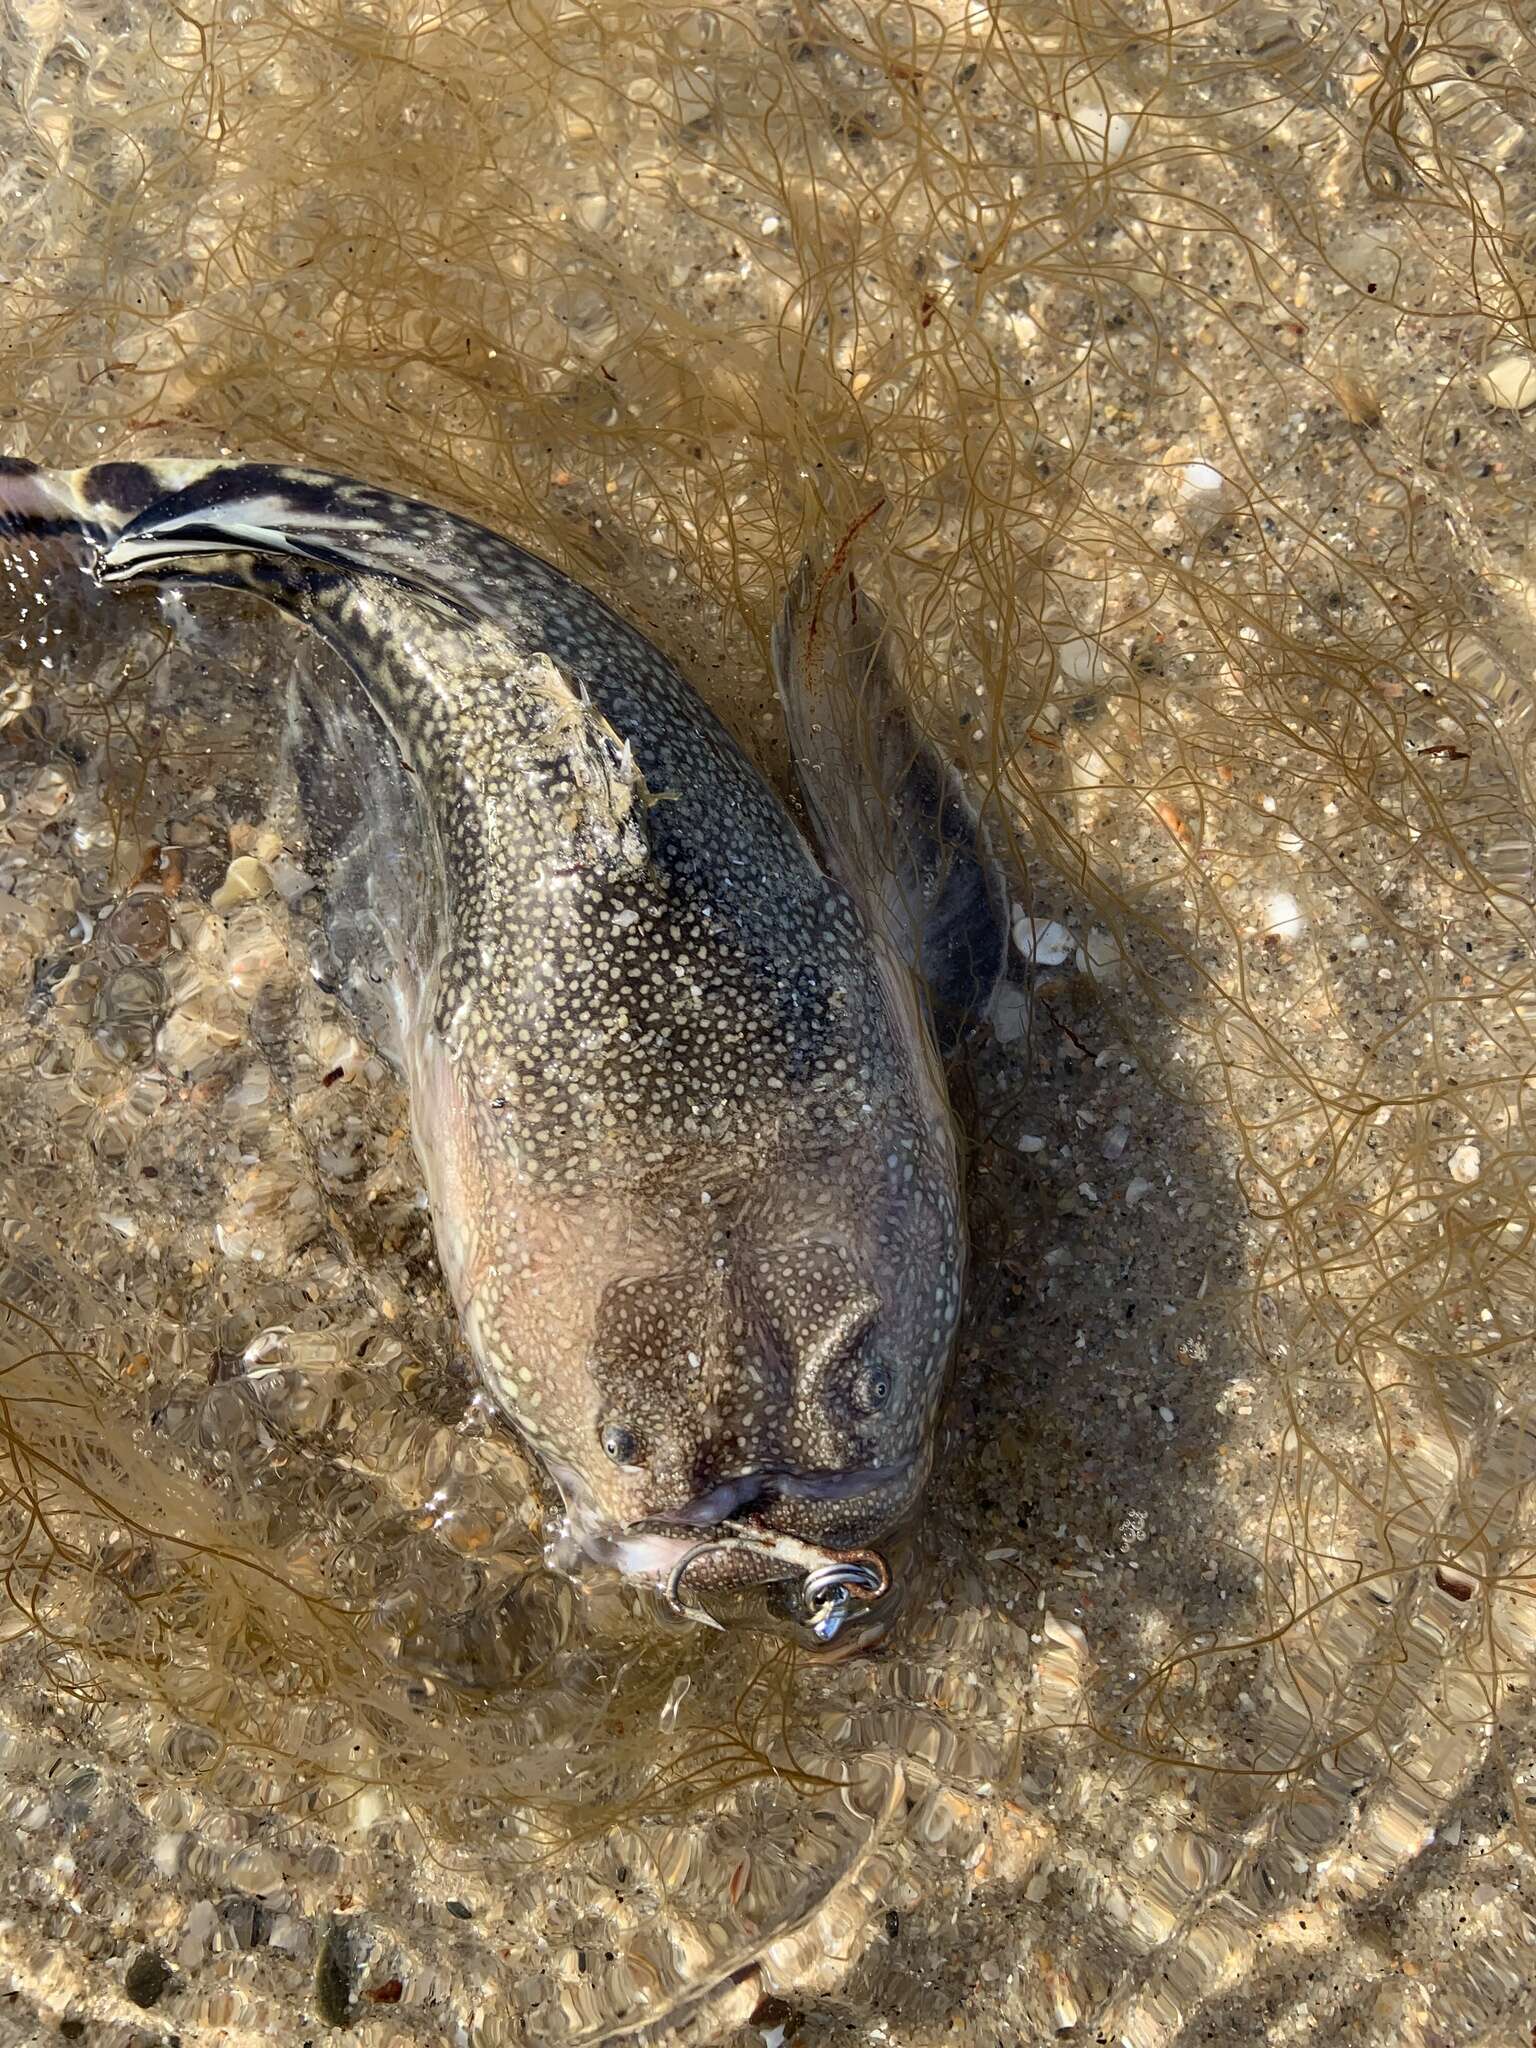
[600,1421,641,1466]
[849,1360,894,1419]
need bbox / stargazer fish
[0,456,1007,1639]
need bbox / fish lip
[633,1457,915,1534]
[669,1530,892,1609]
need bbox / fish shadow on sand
[818,859,1496,2042]
[823,881,1286,2040]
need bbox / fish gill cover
[0,0,1534,2042]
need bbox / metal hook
[661,1522,891,1640]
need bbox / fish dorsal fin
[771,555,1008,1056]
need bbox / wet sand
[2,3,1535,2043]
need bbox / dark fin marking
[82,462,165,517]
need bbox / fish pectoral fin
[68,461,658,895]
[771,552,1009,1054]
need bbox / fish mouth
[637,1458,914,1533]
[544,1455,913,1642]
[629,1458,915,1641]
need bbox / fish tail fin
[86,462,513,625]
[0,456,240,553]
[0,456,452,611]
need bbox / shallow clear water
[2,2,1536,2042]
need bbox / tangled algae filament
[2,0,1536,2040]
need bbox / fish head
[528,1120,965,1612]
[419,1036,963,1619]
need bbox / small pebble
[177,1899,217,1972]
[183,844,231,900]
[1016,1133,1046,1155]
[167,817,217,847]
[1473,352,1536,412]
[1102,1124,1130,1161]
[92,962,167,1064]
[1012,913,1075,967]
[572,192,615,232]
[104,892,172,960]
[266,855,319,906]
[1075,928,1123,983]
[123,1950,173,2009]
[1058,94,1134,165]
[1266,892,1304,938]
[211,855,273,912]
[1448,1141,1481,1185]
[1056,636,1101,684]
[314,1919,360,2027]
[228,1845,284,1895]
[990,980,1031,1044]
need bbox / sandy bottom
[2,1,1536,2043]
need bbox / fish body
[0,456,1006,1629]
